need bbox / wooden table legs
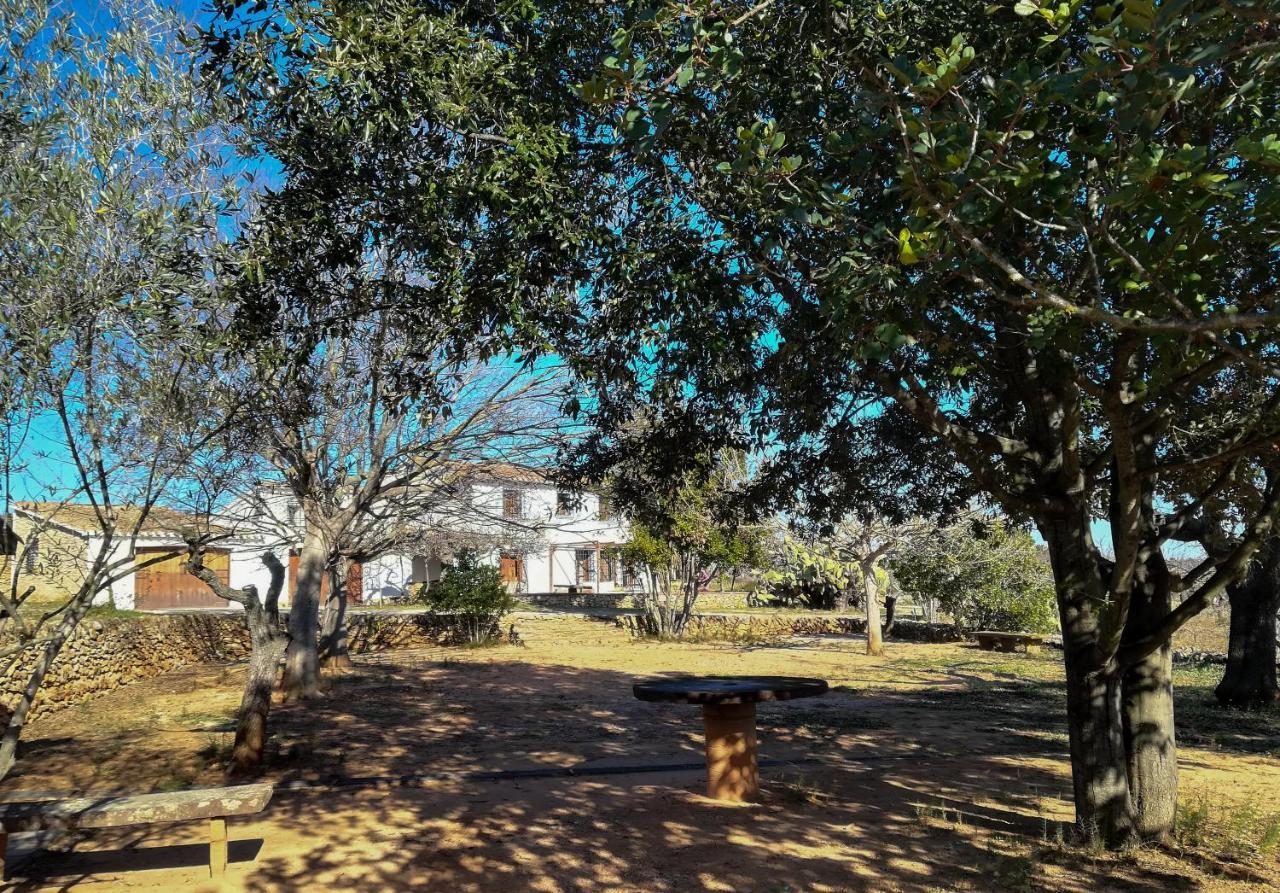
[702,702,759,802]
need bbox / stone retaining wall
[1,614,249,720]
[616,613,967,643]
[1,612,497,721]
[520,590,760,611]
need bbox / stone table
[633,676,828,802]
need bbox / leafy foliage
[416,551,515,645]
[616,449,765,635]
[891,518,1057,633]
[561,0,1280,841]
[762,535,855,610]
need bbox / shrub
[890,517,1058,634]
[761,536,859,611]
[415,550,515,644]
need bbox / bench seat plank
[0,784,272,833]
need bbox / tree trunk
[281,525,326,700]
[641,564,697,638]
[883,594,897,637]
[319,557,352,672]
[1062,653,1134,845]
[231,610,285,775]
[0,588,96,780]
[862,562,884,656]
[1216,537,1280,707]
[1043,515,1137,846]
[188,549,286,776]
[1121,557,1178,841]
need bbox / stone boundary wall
[520,590,759,611]
[1,615,250,720]
[1,612,496,721]
[5,610,1248,722]
[616,613,967,643]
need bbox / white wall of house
[229,545,290,604]
[88,535,133,608]
[350,477,641,601]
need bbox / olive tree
[0,0,250,778]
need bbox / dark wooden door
[346,561,363,604]
[288,553,362,603]
[499,553,523,585]
[134,547,230,610]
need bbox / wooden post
[702,702,759,802]
[1,829,8,881]
[209,816,228,879]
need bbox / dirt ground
[3,615,1278,892]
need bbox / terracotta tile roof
[466,462,552,485]
[418,460,553,486]
[14,502,229,537]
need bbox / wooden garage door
[134,548,230,611]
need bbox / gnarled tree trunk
[1217,537,1280,707]
[281,524,326,700]
[187,549,287,776]
[230,555,286,775]
[319,556,353,672]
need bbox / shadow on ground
[4,639,1276,891]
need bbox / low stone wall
[616,612,967,643]
[1,614,250,720]
[520,592,636,609]
[1,611,504,721]
[520,590,759,611]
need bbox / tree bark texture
[1121,557,1178,841]
[281,525,326,700]
[1042,513,1185,846]
[230,554,286,775]
[862,562,884,656]
[1045,515,1136,845]
[319,557,352,671]
[1217,536,1280,707]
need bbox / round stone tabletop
[633,675,829,705]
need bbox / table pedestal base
[702,702,758,802]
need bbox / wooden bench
[0,783,272,881]
[972,631,1046,653]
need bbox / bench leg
[209,817,228,880]
[1,830,8,881]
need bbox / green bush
[761,536,855,611]
[415,550,515,644]
[890,518,1058,634]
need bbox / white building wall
[91,536,134,609]
[362,553,415,602]
[228,545,288,605]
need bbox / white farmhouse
[361,462,638,601]
[5,464,638,612]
